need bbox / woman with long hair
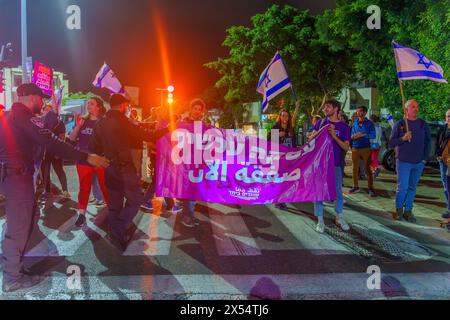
[69,97,109,227]
[269,101,300,210]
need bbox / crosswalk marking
[123,210,178,256]
[7,272,449,300]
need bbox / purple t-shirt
[314,118,351,167]
[76,119,98,165]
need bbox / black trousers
[104,166,143,241]
[0,174,36,282]
[42,153,68,193]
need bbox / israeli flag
[92,63,125,93]
[393,42,447,83]
[55,85,64,115]
[257,52,292,112]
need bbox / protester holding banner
[69,97,109,227]
[435,109,450,220]
[41,105,70,199]
[178,98,208,228]
[389,100,431,222]
[309,100,351,233]
[141,107,181,213]
[269,101,300,210]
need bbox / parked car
[379,121,442,172]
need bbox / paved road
[0,165,449,300]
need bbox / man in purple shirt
[310,100,351,233]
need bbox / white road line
[123,211,178,256]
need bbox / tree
[205,4,356,122]
[317,0,449,120]
[62,91,96,106]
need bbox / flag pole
[399,79,409,133]
[290,85,298,102]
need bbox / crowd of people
[0,83,449,293]
[281,99,449,234]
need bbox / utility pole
[21,0,28,84]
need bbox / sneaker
[88,198,97,204]
[2,274,46,293]
[348,187,360,194]
[165,205,183,214]
[140,202,154,211]
[181,215,195,228]
[62,191,71,199]
[403,210,417,223]
[335,217,350,231]
[316,220,325,233]
[368,189,377,197]
[74,214,86,228]
[441,213,450,219]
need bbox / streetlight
[155,85,175,107]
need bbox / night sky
[0,0,335,108]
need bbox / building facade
[337,81,381,117]
[0,65,69,109]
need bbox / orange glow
[152,12,171,87]
[150,5,177,131]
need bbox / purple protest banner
[32,61,53,97]
[156,123,336,205]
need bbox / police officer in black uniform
[0,84,110,292]
[89,94,168,251]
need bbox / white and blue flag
[393,42,447,83]
[257,52,293,112]
[92,63,125,93]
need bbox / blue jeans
[438,161,449,210]
[181,200,196,218]
[395,160,425,211]
[314,166,344,217]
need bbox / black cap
[109,94,130,107]
[16,83,50,99]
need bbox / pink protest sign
[156,123,336,205]
[32,61,53,97]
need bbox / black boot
[403,210,417,223]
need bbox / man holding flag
[389,42,446,222]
